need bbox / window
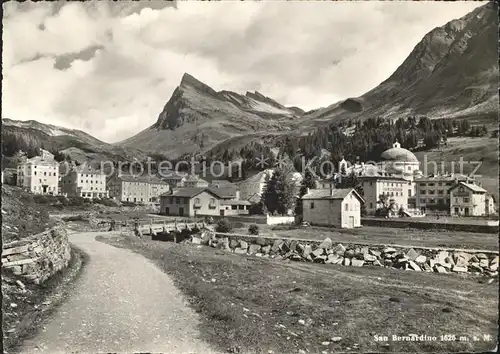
[419,183,426,187]
[395,192,398,196]
[345,204,348,211]
[438,182,442,186]
[311,202,315,209]
[420,199,425,204]
[429,190,435,195]
[231,205,237,210]
[34,171,37,176]
[175,197,180,204]
[391,183,394,187]
[408,189,412,197]
[459,187,464,192]
[464,197,469,203]
[421,190,426,195]
[369,182,373,186]
[194,198,200,205]
[438,190,444,195]
[446,182,452,186]
[391,192,394,197]
[428,183,435,187]
[370,202,373,209]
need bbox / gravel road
[20,232,221,354]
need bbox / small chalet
[302,188,364,228]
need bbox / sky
[2,0,483,143]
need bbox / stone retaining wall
[190,232,499,277]
[1,228,71,284]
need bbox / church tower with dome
[377,141,422,182]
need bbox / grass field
[231,225,499,251]
[98,234,498,354]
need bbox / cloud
[2,1,484,143]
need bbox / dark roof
[116,174,169,185]
[302,188,364,203]
[358,175,408,182]
[208,186,239,199]
[160,187,220,199]
[449,182,487,193]
[158,170,187,179]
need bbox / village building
[16,149,59,195]
[301,188,364,228]
[210,180,238,189]
[107,174,170,204]
[2,167,17,185]
[485,195,496,215]
[60,165,108,199]
[159,170,188,188]
[415,174,476,213]
[159,186,250,217]
[237,169,274,203]
[377,141,422,183]
[182,174,209,188]
[449,182,488,216]
[358,175,411,215]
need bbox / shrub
[215,218,232,233]
[248,224,259,235]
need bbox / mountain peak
[180,73,217,95]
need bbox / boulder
[333,257,344,265]
[437,251,449,263]
[475,253,488,260]
[334,244,346,255]
[383,247,397,254]
[469,263,483,273]
[313,255,327,263]
[312,248,324,257]
[452,265,468,273]
[351,259,365,267]
[445,257,456,267]
[344,249,355,258]
[384,259,393,267]
[318,237,333,249]
[372,259,382,267]
[221,237,230,251]
[272,239,285,253]
[229,239,239,249]
[453,252,472,264]
[261,245,272,255]
[435,265,447,274]
[256,237,268,246]
[479,259,489,268]
[301,245,313,258]
[248,244,262,255]
[363,253,377,262]
[326,254,339,264]
[239,240,249,250]
[343,258,351,266]
[422,263,432,272]
[234,248,247,255]
[408,261,421,271]
[369,249,381,257]
[361,247,369,255]
[191,237,202,245]
[415,255,427,264]
[406,248,420,261]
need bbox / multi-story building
[16,150,59,195]
[415,174,475,213]
[60,166,108,199]
[358,175,411,215]
[302,188,364,228]
[449,182,487,216]
[107,174,170,204]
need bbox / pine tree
[294,170,317,218]
[261,169,296,215]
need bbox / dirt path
[19,232,221,354]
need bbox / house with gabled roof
[449,182,488,216]
[302,188,364,228]
[159,186,250,217]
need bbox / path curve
[20,232,221,354]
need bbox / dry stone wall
[191,231,499,276]
[1,228,71,284]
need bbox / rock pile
[191,234,499,276]
[1,227,72,284]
